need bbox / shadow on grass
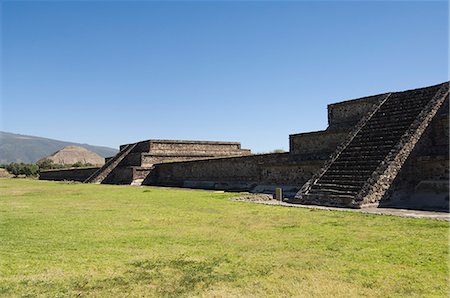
[128,255,238,296]
[67,255,238,297]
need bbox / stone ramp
[295,82,449,208]
[84,143,137,184]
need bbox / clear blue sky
[1,1,448,153]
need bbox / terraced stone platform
[294,82,449,208]
[85,139,251,185]
[41,81,448,212]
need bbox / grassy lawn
[0,179,448,297]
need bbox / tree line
[1,159,95,177]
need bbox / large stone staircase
[84,143,137,184]
[294,82,449,208]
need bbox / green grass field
[0,179,448,297]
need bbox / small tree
[37,159,55,170]
[6,163,39,177]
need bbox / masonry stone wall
[40,83,448,212]
[288,94,384,156]
[39,167,100,182]
[145,153,325,196]
[149,140,244,153]
[95,139,253,185]
[141,155,219,167]
[327,94,383,130]
[120,140,248,153]
[289,130,349,156]
[103,166,134,184]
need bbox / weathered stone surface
[39,81,449,212]
[85,143,137,184]
[39,167,100,182]
[229,194,275,202]
[144,153,325,196]
[379,99,449,211]
[289,130,350,156]
[295,82,449,210]
[327,94,385,130]
[89,140,251,185]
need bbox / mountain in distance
[0,131,119,164]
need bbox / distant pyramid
[38,146,105,166]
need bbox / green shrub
[5,163,39,177]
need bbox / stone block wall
[140,155,219,167]
[120,139,249,154]
[39,167,100,182]
[145,153,325,196]
[149,140,245,153]
[289,130,349,156]
[327,94,384,130]
[102,166,134,184]
[117,139,251,169]
[96,139,252,185]
[288,93,384,157]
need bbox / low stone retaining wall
[145,153,325,197]
[39,167,100,182]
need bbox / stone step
[312,182,362,190]
[131,179,144,186]
[325,168,374,175]
[340,152,389,160]
[378,103,424,113]
[380,97,427,106]
[373,110,422,119]
[344,145,393,152]
[328,164,379,172]
[317,178,367,185]
[364,121,411,129]
[367,114,417,127]
[348,139,396,148]
[353,133,401,142]
[379,100,425,108]
[350,135,397,143]
[360,126,410,135]
[370,111,418,119]
[343,145,392,153]
[333,159,381,166]
[308,187,358,195]
[365,118,415,129]
[327,166,378,173]
[319,176,368,184]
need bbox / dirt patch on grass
[0,169,12,178]
[228,194,276,202]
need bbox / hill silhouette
[0,131,118,164]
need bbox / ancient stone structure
[295,83,448,209]
[84,139,251,185]
[40,167,100,182]
[41,82,449,211]
[145,82,449,210]
[38,146,105,166]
